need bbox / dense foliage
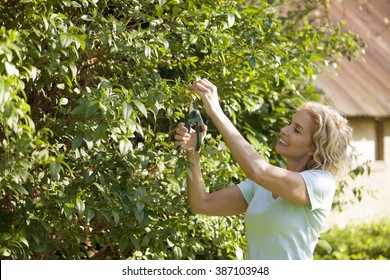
[1,0,366,259]
[315,218,390,260]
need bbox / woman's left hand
[190,78,223,118]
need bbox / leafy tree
[0,0,366,259]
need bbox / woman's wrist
[186,149,199,158]
[186,149,200,166]
[207,105,224,121]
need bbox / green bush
[315,218,390,260]
[0,0,365,259]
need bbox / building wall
[348,118,376,164]
[348,117,390,165]
[384,119,390,163]
[325,117,390,229]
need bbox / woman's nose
[281,126,289,136]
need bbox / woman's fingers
[175,123,190,139]
[176,122,187,134]
[190,78,222,118]
[201,123,207,135]
[198,78,215,90]
[191,78,215,95]
[174,123,190,146]
[174,122,207,151]
[174,133,190,142]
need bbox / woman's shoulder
[299,169,336,190]
[300,169,334,179]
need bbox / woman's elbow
[189,205,201,215]
[188,202,206,215]
[188,197,211,215]
[246,161,270,184]
[246,167,262,183]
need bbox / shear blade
[193,98,199,110]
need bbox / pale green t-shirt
[237,169,336,260]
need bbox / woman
[174,78,352,260]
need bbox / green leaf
[112,211,120,225]
[119,235,128,253]
[141,235,150,247]
[144,45,151,58]
[49,160,62,180]
[130,235,140,249]
[166,238,174,248]
[122,103,133,120]
[72,135,84,149]
[69,62,77,79]
[156,5,164,16]
[15,185,28,195]
[132,100,147,118]
[227,14,235,27]
[86,209,95,223]
[93,123,108,141]
[71,1,82,8]
[246,134,261,149]
[0,232,12,242]
[249,57,256,70]
[5,61,19,76]
[139,154,149,170]
[85,100,99,117]
[148,90,164,105]
[60,33,72,48]
[119,138,132,156]
[75,34,86,50]
[173,246,182,259]
[264,6,276,14]
[63,204,74,220]
[189,34,198,45]
[76,198,85,216]
[71,103,86,115]
[317,239,333,255]
[81,14,93,21]
[19,236,29,248]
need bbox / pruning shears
[178,99,204,152]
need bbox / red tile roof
[315,0,390,118]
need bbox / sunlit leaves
[119,138,133,156]
[122,103,133,120]
[132,100,148,118]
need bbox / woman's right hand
[190,78,223,119]
[174,122,207,152]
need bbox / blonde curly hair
[300,102,353,178]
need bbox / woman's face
[275,109,316,164]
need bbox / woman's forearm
[189,78,267,186]
[185,149,249,216]
[185,151,209,214]
[209,111,267,181]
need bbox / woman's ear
[308,144,315,156]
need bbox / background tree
[0,0,366,259]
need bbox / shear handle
[177,109,204,152]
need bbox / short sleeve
[300,170,336,211]
[237,179,256,204]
